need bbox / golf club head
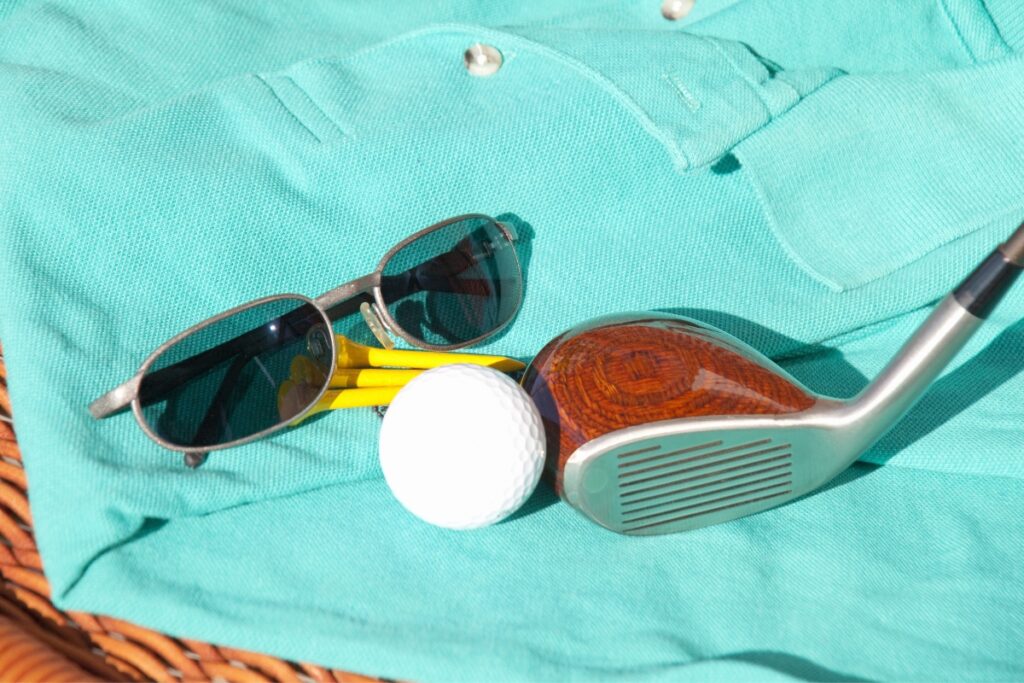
[521,313,863,535]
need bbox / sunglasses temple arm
[94,281,443,420]
[322,291,371,322]
[91,308,306,418]
[379,272,495,299]
[89,330,263,418]
[89,341,250,420]
[133,335,255,408]
[189,352,251,448]
[378,230,512,300]
[89,380,138,418]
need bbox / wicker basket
[0,349,384,682]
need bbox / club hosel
[950,221,1024,318]
[954,249,1024,319]
[1000,221,1024,267]
[845,295,983,449]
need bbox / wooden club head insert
[520,313,817,495]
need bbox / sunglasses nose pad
[360,301,397,350]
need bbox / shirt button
[661,0,695,20]
[464,43,503,77]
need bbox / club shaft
[954,221,1024,318]
[849,221,1024,446]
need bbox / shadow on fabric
[872,317,1024,461]
[702,650,870,682]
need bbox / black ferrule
[953,251,1024,318]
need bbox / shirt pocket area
[261,24,840,172]
[734,59,1024,292]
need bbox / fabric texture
[0,1,1022,680]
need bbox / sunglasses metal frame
[88,214,521,464]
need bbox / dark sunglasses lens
[138,298,332,449]
[380,216,521,347]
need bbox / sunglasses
[89,214,523,465]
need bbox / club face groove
[616,438,794,533]
[562,419,845,536]
[615,444,665,460]
[618,441,790,486]
[616,440,722,467]
[620,467,793,515]
[623,482,794,527]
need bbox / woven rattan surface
[0,348,384,683]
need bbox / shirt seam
[978,0,1016,52]
[253,73,323,143]
[938,0,1011,63]
[282,74,350,140]
[697,35,775,117]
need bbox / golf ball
[378,364,546,530]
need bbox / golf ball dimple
[378,364,546,530]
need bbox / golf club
[522,221,1024,535]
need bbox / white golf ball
[378,364,546,530]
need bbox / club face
[562,411,856,535]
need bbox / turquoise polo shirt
[1,1,1023,680]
